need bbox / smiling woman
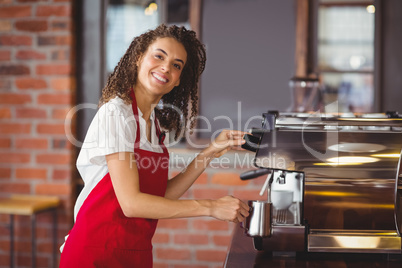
[135,38,186,104]
[99,25,206,140]
[59,24,249,268]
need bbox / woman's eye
[173,64,181,70]
[155,54,163,60]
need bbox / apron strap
[130,88,168,153]
[130,89,141,146]
[154,120,167,153]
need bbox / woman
[60,24,249,267]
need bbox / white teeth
[153,73,167,83]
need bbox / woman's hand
[206,130,248,158]
[210,196,250,223]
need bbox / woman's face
[136,37,187,99]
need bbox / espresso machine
[241,111,402,254]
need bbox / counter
[224,224,402,268]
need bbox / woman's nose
[161,63,170,73]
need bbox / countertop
[224,224,402,268]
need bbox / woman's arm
[106,150,249,222]
[164,130,247,200]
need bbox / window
[106,0,161,73]
[314,0,376,113]
[105,0,192,74]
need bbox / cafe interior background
[0,0,401,267]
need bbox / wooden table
[0,195,60,268]
[224,224,402,268]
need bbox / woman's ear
[136,55,143,68]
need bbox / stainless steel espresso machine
[240,111,402,254]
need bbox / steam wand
[259,170,274,202]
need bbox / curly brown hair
[99,24,206,140]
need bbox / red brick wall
[0,0,75,267]
[0,1,267,267]
[154,166,267,268]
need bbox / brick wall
[154,152,268,268]
[0,1,267,267]
[0,0,75,267]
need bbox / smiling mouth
[152,72,168,83]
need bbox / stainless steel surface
[248,112,402,253]
[275,209,288,224]
[242,170,305,251]
[273,202,302,226]
[269,170,304,226]
[225,224,402,268]
[243,201,272,237]
[308,230,401,253]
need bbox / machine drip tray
[308,229,401,254]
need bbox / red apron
[60,91,169,268]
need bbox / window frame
[297,0,381,112]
